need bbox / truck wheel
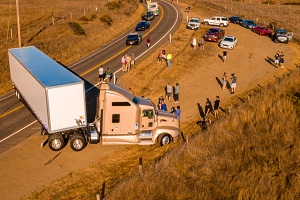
[158,134,171,146]
[48,134,65,151]
[70,133,87,151]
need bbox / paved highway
[0,0,183,153]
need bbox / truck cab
[273,28,293,44]
[94,83,180,146]
[147,2,159,16]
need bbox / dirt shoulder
[0,2,299,200]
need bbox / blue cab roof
[9,46,82,88]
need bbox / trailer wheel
[70,133,87,151]
[48,134,65,151]
[158,134,171,146]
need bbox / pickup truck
[203,16,229,27]
[203,28,225,42]
[186,17,201,30]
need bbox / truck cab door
[141,109,155,130]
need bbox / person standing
[161,100,167,111]
[121,54,126,72]
[274,52,280,67]
[204,102,212,124]
[162,47,166,61]
[166,82,173,102]
[279,51,285,68]
[175,106,181,119]
[125,53,131,72]
[98,65,104,82]
[223,50,227,63]
[192,37,197,50]
[200,37,205,50]
[222,72,227,90]
[130,52,135,69]
[213,96,220,118]
[174,82,180,103]
[231,73,237,94]
[166,52,172,67]
[106,68,112,82]
[157,50,162,64]
[146,37,151,48]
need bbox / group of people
[157,47,172,67]
[164,82,180,103]
[157,96,181,119]
[192,37,205,50]
[222,72,237,94]
[203,96,220,125]
[274,51,285,68]
[98,66,113,82]
[122,52,135,72]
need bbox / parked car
[203,16,229,27]
[272,28,293,44]
[126,32,142,45]
[142,11,155,21]
[203,28,225,42]
[219,36,237,49]
[186,17,201,30]
[253,26,272,36]
[229,16,243,24]
[135,21,150,31]
[241,20,257,29]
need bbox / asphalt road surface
[0,0,183,154]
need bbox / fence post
[52,18,54,25]
[169,34,172,43]
[139,157,143,175]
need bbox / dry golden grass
[105,69,300,200]
[0,0,143,95]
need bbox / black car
[135,21,150,31]
[126,33,142,45]
[142,11,155,21]
[229,16,243,24]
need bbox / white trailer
[8,46,87,134]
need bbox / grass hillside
[105,69,300,199]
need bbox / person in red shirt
[146,37,151,48]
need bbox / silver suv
[203,16,229,27]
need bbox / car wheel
[285,40,289,44]
[70,133,87,151]
[274,38,277,43]
[205,22,208,25]
[220,23,224,27]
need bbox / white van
[147,2,159,16]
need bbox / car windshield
[138,22,145,25]
[277,30,286,34]
[221,17,228,21]
[190,19,199,22]
[247,21,255,24]
[223,37,234,42]
[209,29,218,33]
[127,35,138,39]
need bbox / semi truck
[147,2,159,16]
[8,46,180,151]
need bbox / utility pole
[16,0,21,47]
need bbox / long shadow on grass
[265,56,278,68]
[197,103,205,118]
[215,76,223,88]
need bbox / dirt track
[0,3,299,200]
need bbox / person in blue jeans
[166,52,172,67]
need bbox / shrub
[262,1,275,5]
[90,14,97,21]
[68,22,86,35]
[99,15,113,26]
[105,1,122,10]
[79,16,90,21]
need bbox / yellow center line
[80,4,164,77]
[0,105,24,119]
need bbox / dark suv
[142,11,155,21]
[229,16,243,24]
[203,28,225,42]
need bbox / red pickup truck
[203,28,225,42]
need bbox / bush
[105,1,122,10]
[79,16,90,21]
[68,22,86,35]
[99,15,113,26]
[262,1,275,5]
[90,14,97,21]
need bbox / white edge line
[0,94,14,102]
[0,121,37,143]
